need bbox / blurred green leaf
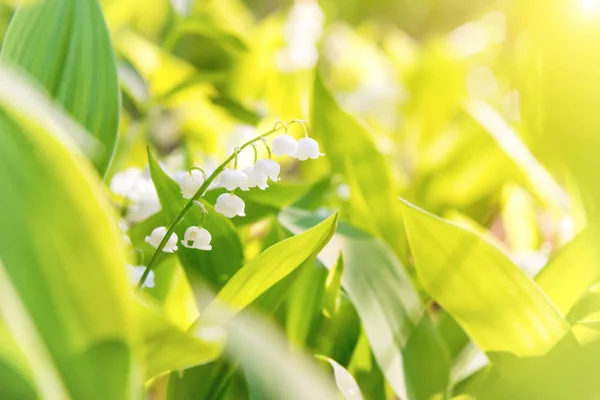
[311,72,408,261]
[317,355,364,400]
[536,228,600,316]
[201,213,338,325]
[473,336,600,400]
[323,253,345,319]
[1,0,120,175]
[0,70,136,399]
[285,261,328,347]
[280,208,450,400]
[401,199,570,357]
[226,312,340,400]
[147,149,244,291]
[135,299,221,379]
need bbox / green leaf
[226,312,340,400]
[535,228,600,316]
[0,70,136,399]
[323,253,345,318]
[279,208,450,400]
[311,72,408,261]
[1,0,120,175]
[317,355,364,400]
[147,149,244,291]
[473,336,600,400]
[285,261,328,347]
[201,213,338,325]
[135,299,221,379]
[400,199,570,357]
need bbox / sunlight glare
[580,0,600,14]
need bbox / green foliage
[4,0,600,398]
[0,66,136,400]
[1,0,120,175]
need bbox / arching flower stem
[138,121,296,287]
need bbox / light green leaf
[226,312,340,400]
[1,0,120,175]
[400,199,570,357]
[464,99,569,214]
[285,261,328,347]
[323,252,345,318]
[279,208,450,400]
[317,355,364,400]
[0,71,136,399]
[135,299,221,379]
[147,149,244,291]
[535,228,600,316]
[311,72,408,260]
[201,213,338,325]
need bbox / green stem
[137,122,295,287]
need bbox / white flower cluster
[143,132,323,257]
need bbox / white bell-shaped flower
[243,166,269,190]
[253,159,280,182]
[128,265,155,288]
[215,193,246,218]
[180,170,205,199]
[220,169,249,191]
[145,226,178,252]
[272,135,298,157]
[181,226,212,250]
[295,137,324,160]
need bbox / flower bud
[145,226,178,252]
[180,170,205,199]
[254,159,281,182]
[243,166,269,190]
[272,135,298,157]
[128,265,155,288]
[215,193,246,218]
[220,169,249,191]
[295,137,323,160]
[181,226,212,250]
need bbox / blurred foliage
[3,0,600,399]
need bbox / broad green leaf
[0,262,69,400]
[135,299,221,379]
[317,355,364,400]
[147,149,244,291]
[400,199,570,356]
[0,316,37,400]
[473,336,600,400]
[0,72,136,399]
[535,228,600,316]
[464,99,569,215]
[279,208,450,400]
[1,0,120,175]
[285,261,328,347]
[201,213,338,325]
[311,72,408,261]
[226,312,340,400]
[323,253,345,318]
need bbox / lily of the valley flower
[128,265,155,288]
[272,135,298,157]
[215,193,246,218]
[295,137,324,160]
[244,166,269,190]
[145,226,178,252]
[220,169,249,191]
[180,169,205,199]
[254,159,281,182]
[181,226,212,250]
